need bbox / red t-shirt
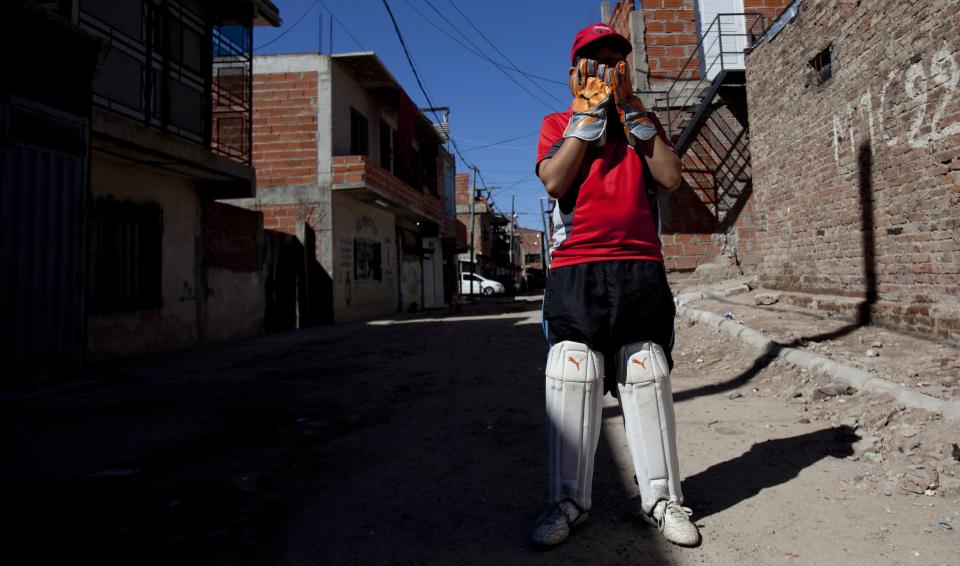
[536,111,674,268]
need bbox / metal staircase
[653,14,767,224]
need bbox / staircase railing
[659,13,767,142]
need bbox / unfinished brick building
[746,0,960,342]
[239,52,459,324]
[606,0,959,342]
[607,0,791,272]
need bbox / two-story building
[242,52,458,322]
[1,0,281,378]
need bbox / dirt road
[2,297,957,565]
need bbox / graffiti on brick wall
[833,42,959,169]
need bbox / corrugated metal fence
[0,101,88,380]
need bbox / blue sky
[254,0,611,230]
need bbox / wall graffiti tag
[832,42,959,170]
[355,215,379,236]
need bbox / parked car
[460,273,505,296]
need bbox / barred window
[87,198,163,312]
[354,238,382,281]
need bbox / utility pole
[509,195,515,267]
[318,14,323,54]
[469,165,478,296]
[329,15,333,54]
[539,196,551,272]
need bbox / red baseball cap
[570,22,632,63]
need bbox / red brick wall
[256,202,324,238]
[518,227,544,269]
[638,0,700,82]
[204,202,262,272]
[455,172,471,206]
[607,1,786,275]
[609,0,791,84]
[331,155,444,223]
[747,0,960,340]
[743,0,794,28]
[252,72,318,188]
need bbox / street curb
[675,301,960,424]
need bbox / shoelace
[657,501,694,527]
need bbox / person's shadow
[682,425,858,519]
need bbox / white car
[460,273,505,296]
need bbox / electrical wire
[255,0,365,52]
[419,0,561,110]
[381,0,480,182]
[399,0,565,87]
[453,131,538,153]
[317,0,366,50]
[445,1,568,102]
[488,173,536,192]
[254,0,323,52]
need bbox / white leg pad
[545,341,603,511]
[616,341,683,514]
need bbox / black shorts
[542,260,675,390]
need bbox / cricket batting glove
[564,58,618,145]
[614,61,658,142]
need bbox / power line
[454,131,538,153]
[460,142,535,153]
[381,0,478,179]
[254,0,365,52]
[317,0,366,50]
[489,173,536,192]
[445,0,568,103]
[399,0,565,88]
[254,0,322,52]
[419,0,560,110]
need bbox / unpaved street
[2,297,957,565]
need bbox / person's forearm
[635,135,682,191]
[538,137,590,199]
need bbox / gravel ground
[1,294,957,565]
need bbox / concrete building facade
[244,52,457,322]
[1,0,281,377]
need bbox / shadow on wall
[675,139,878,403]
[262,224,332,332]
[661,182,718,235]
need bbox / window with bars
[354,238,382,282]
[809,44,833,87]
[87,198,163,312]
[78,0,254,162]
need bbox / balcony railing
[332,155,445,224]
[79,0,253,164]
[659,13,766,136]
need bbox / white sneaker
[531,499,588,546]
[644,499,700,546]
